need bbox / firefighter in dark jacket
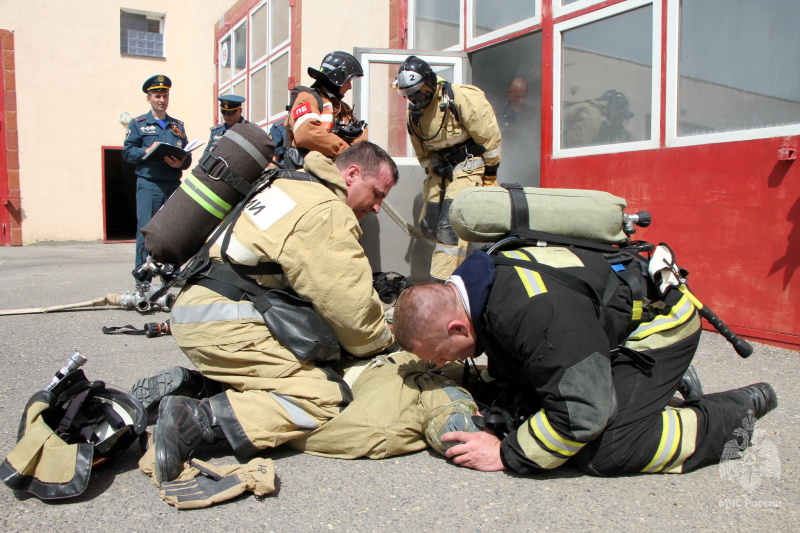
[392,246,778,476]
[394,56,502,282]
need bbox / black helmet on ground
[308,51,364,96]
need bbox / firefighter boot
[738,382,778,419]
[677,365,704,401]
[154,396,226,483]
[131,366,206,424]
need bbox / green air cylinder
[142,122,275,266]
[450,186,628,243]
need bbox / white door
[354,49,469,281]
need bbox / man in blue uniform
[123,75,192,285]
[202,95,249,156]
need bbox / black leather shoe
[154,396,225,483]
[739,382,778,419]
[677,365,704,400]
[130,366,205,424]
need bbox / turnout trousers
[575,319,759,475]
[420,160,484,282]
[181,336,348,458]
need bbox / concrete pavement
[0,243,797,532]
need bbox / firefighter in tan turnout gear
[284,51,367,169]
[394,56,502,282]
[150,142,398,484]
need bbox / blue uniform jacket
[123,111,192,181]
[203,116,248,156]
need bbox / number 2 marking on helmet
[408,73,417,82]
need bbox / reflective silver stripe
[434,243,467,257]
[269,393,318,429]
[626,295,694,341]
[294,112,321,131]
[224,129,270,169]
[483,146,501,159]
[502,250,547,297]
[530,410,584,457]
[641,409,681,473]
[170,302,263,324]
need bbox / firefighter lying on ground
[393,56,502,282]
[284,51,367,170]
[392,246,778,476]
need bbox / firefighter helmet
[308,51,364,93]
[598,90,634,124]
[395,56,438,108]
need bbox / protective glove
[157,458,276,509]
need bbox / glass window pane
[271,0,290,49]
[473,0,535,38]
[234,23,247,76]
[270,53,289,117]
[233,80,246,98]
[369,63,411,158]
[561,6,652,149]
[252,4,267,61]
[678,0,800,136]
[219,35,232,85]
[472,33,542,186]
[251,67,267,123]
[414,0,459,50]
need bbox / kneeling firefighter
[394,55,502,282]
[392,186,777,477]
[150,139,402,484]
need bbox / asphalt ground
[0,243,797,532]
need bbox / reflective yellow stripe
[641,409,681,473]
[631,300,642,321]
[530,410,584,457]
[181,174,233,220]
[501,250,547,298]
[626,294,695,341]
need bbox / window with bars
[120,11,164,58]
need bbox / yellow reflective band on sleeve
[631,300,643,321]
[181,175,233,220]
[501,250,547,298]
[530,410,585,457]
[641,409,681,473]
[626,294,695,341]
